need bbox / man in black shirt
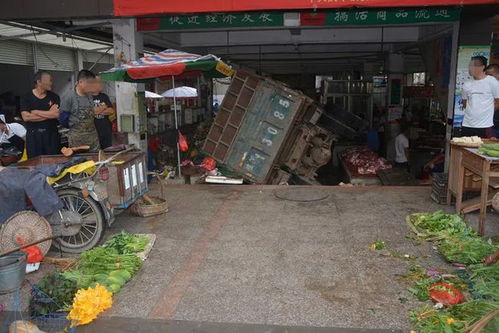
[20,71,61,158]
[92,76,114,149]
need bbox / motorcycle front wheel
[54,188,105,253]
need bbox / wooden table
[455,148,499,235]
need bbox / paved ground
[2,185,499,332]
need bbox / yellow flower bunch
[67,284,113,326]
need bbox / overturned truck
[203,71,335,184]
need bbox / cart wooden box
[16,151,148,209]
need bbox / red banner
[115,0,497,16]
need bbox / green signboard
[137,8,460,31]
[158,12,283,30]
[324,8,459,25]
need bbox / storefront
[117,5,469,184]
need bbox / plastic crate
[431,173,448,204]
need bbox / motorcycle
[23,147,143,253]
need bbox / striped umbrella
[100,49,233,82]
[101,49,233,177]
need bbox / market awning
[100,49,233,82]
[114,0,497,16]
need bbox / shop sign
[137,13,283,31]
[137,8,459,31]
[323,8,459,26]
[452,46,491,127]
[117,0,496,16]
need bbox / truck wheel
[53,188,105,253]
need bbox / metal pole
[172,76,182,177]
[444,21,460,173]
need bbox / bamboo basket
[131,175,168,217]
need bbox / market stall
[101,49,233,176]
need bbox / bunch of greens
[103,231,149,254]
[78,247,142,275]
[409,305,465,333]
[407,211,473,241]
[439,235,498,264]
[29,272,78,316]
[446,300,499,333]
[410,301,499,333]
[62,247,142,292]
[469,263,499,283]
[469,263,499,302]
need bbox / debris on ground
[372,210,499,332]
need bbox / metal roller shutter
[0,40,34,66]
[35,44,75,72]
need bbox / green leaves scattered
[103,231,149,254]
[406,211,474,241]
[439,235,498,265]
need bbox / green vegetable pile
[103,231,149,254]
[439,234,498,265]
[401,266,467,302]
[479,143,499,157]
[29,272,78,316]
[406,211,474,241]
[403,211,499,332]
[410,300,499,333]
[469,263,499,302]
[62,242,143,293]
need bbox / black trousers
[461,127,490,138]
[26,128,61,158]
[94,118,112,149]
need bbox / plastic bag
[17,237,44,263]
[200,157,217,171]
[178,131,189,152]
[428,282,464,306]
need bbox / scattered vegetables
[401,266,467,302]
[409,305,465,333]
[103,231,149,254]
[446,300,499,332]
[67,284,113,326]
[369,241,386,250]
[469,263,499,302]
[406,211,474,241]
[469,263,499,283]
[402,211,499,332]
[439,234,498,264]
[410,301,499,333]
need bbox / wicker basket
[131,175,169,217]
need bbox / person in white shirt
[0,114,26,153]
[394,125,410,170]
[461,56,499,138]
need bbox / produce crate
[431,173,448,204]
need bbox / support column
[387,53,404,107]
[112,18,146,150]
[444,21,460,172]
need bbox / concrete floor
[2,185,499,332]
